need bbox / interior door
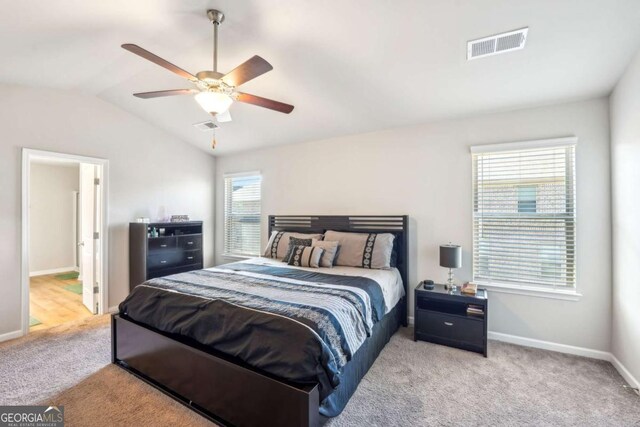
[79,163,97,313]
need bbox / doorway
[21,149,108,336]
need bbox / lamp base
[444,268,457,292]
[444,283,458,292]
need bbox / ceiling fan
[121,9,294,129]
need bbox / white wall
[0,84,215,337]
[610,50,640,384]
[29,162,79,273]
[215,98,612,352]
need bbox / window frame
[470,137,581,301]
[222,171,262,259]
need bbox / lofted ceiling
[2,0,640,155]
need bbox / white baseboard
[107,306,119,314]
[29,266,79,277]
[610,354,640,390]
[0,330,23,343]
[487,331,611,361]
[409,317,638,388]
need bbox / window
[223,173,262,257]
[517,185,537,213]
[471,138,576,290]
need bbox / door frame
[21,148,109,336]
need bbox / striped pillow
[282,237,313,262]
[287,245,324,268]
[263,231,324,259]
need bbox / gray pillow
[311,239,339,268]
[287,245,324,268]
[263,231,324,259]
[323,230,395,269]
[283,237,313,262]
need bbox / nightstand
[413,283,488,357]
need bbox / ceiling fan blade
[235,92,294,114]
[122,44,198,81]
[213,110,232,123]
[221,56,273,87]
[133,89,198,99]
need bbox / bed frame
[112,215,408,427]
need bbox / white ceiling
[2,0,640,155]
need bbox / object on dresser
[461,282,478,296]
[419,279,435,290]
[467,304,485,318]
[170,215,190,222]
[129,221,203,290]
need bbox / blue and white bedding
[119,258,404,404]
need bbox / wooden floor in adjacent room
[29,273,93,332]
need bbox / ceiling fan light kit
[195,91,233,114]
[122,9,293,149]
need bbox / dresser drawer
[148,236,177,252]
[182,250,202,265]
[178,235,202,250]
[147,264,202,280]
[416,310,484,348]
[148,251,183,270]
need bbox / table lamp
[440,244,462,291]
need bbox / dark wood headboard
[268,215,409,326]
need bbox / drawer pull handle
[187,242,194,245]
[444,322,454,326]
[187,256,194,260]
[160,244,167,248]
[160,260,167,264]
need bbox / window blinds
[472,140,576,288]
[224,173,262,256]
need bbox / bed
[112,215,408,427]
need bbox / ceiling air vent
[192,120,219,132]
[467,28,528,60]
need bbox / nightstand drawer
[416,311,484,348]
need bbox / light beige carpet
[1,315,639,426]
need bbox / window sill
[475,281,582,301]
[221,253,258,261]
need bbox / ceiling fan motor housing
[207,10,225,25]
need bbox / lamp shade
[439,244,462,269]
[195,91,233,114]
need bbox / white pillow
[323,230,395,269]
[311,239,339,268]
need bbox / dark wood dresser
[129,221,203,290]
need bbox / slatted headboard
[268,215,409,326]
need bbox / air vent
[192,120,219,132]
[467,28,528,60]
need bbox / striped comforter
[118,261,386,399]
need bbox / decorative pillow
[287,245,324,268]
[323,230,395,269]
[311,239,340,268]
[263,231,324,259]
[282,237,313,262]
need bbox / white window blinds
[471,139,576,289]
[224,173,262,257]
